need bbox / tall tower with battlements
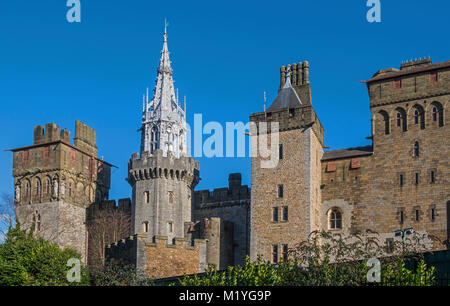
[128,28,199,243]
[249,63,324,263]
[9,121,112,264]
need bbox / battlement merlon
[106,234,206,251]
[33,123,70,145]
[127,149,200,188]
[87,198,132,215]
[194,173,251,206]
[364,58,450,107]
[8,121,115,169]
[249,104,324,146]
[74,120,97,156]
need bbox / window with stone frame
[431,207,436,222]
[277,185,283,198]
[167,222,173,233]
[272,245,278,264]
[399,210,405,224]
[144,191,150,203]
[282,244,288,262]
[272,207,279,222]
[168,191,174,204]
[430,170,436,184]
[329,208,342,230]
[282,206,288,221]
[415,209,420,222]
[143,221,149,233]
[413,141,420,157]
[279,144,283,160]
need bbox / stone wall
[10,121,112,263]
[193,173,250,266]
[106,234,207,279]
[321,59,450,250]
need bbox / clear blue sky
[0,0,449,201]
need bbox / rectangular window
[431,208,436,222]
[430,171,435,184]
[144,191,150,203]
[279,144,283,160]
[393,79,402,89]
[272,207,279,222]
[278,185,283,198]
[282,244,288,262]
[282,206,288,221]
[399,174,404,187]
[168,222,173,233]
[429,72,438,83]
[415,173,419,185]
[415,210,420,222]
[272,245,278,264]
[400,211,404,224]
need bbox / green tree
[0,225,90,286]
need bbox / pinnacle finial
[164,19,168,41]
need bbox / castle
[9,28,449,278]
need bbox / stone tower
[249,63,324,263]
[128,28,200,243]
[10,121,112,263]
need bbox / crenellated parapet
[127,149,200,188]
[194,173,250,209]
[105,234,207,278]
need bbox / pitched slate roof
[322,145,373,161]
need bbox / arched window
[379,110,390,135]
[430,102,444,127]
[329,208,342,230]
[45,177,51,194]
[25,181,30,197]
[412,105,425,129]
[142,221,149,233]
[414,141,420,157]
[35,179,41,196]
[395,107,407,132]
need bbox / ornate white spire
[140,25,187,158]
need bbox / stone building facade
[9,27,448,278]
[9,120,113,263]
[249,58,449,263]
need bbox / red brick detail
[42,147,50,159]
[326,161,336,172]
[22,150,29,163]
[351,158,361,169]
